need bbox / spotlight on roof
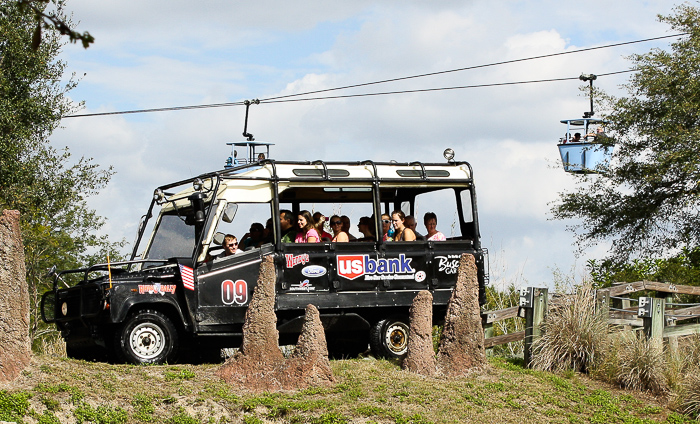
[443,148,455,162]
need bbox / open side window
[207,202,273,259]
[278,185,377,243]
[379,186,466,240]
[413,188,462,239]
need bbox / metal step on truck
[41,146,489,364]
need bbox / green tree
[552,4,700,268]
[588,247,700,287]
[0,0,120,351]
[16,0,94,49]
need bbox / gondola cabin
[557,118,613,174]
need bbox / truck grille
[56,285,103,320]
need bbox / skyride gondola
[557,74,614,174]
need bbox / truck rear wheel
[116,309,179,364]
[370,316,409,359]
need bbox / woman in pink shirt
[424,212,446,241]
[295,210,320,243]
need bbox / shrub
[613,332,668,395]
[530,284,608,372]
[678,366,700,419]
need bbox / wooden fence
[481,282,700,364]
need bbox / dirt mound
[283,304,335,388]
[402,290,436,376]
[237,256,284,362]
[0,210,31,382]
[218,257,334,391]
[436,253,486,376]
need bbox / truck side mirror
[222,203,238,223]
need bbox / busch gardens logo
[336,254,415,280]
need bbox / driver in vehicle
[217,234,241,258]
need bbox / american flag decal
[179,264,195,291]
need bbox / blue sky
[52,0,680,289]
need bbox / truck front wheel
[370,316,409,359]
[116,310,179,364]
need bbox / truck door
[194,245,273,333]
[193,200,274,333]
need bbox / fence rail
[480,281,700,365]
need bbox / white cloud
[52,0,680,289]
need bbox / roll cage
[130,159,482,270]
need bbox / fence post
[483,322,494,343]
[596,289,610,317]
[667,318,678,355]
[522,287,548,367]
[639,296,665,350]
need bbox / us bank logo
[336,254,415,280]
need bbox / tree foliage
[0,0,120,350]
[588,247,700,288]
[16,0,93,49]
[552,4,700,266]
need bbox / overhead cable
[63,33,682,119]
[260,70,635,104]
[259,34,682,103]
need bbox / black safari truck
[42,150,488,364]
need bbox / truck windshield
[145,212,196,260]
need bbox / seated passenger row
[284,209,446,244]
[221,210,447,257]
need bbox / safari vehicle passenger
[42,149,488,365]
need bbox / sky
[50,0,681,290]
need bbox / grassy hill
[0,354,687,424]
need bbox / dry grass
[678,366,700,420]
[0,354,682,423]
[529,284,608,373]
[613,332,668,395]
[670,335,700,419]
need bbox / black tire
[370,316,410,359]
[115,309,179,364]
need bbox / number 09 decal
[221,279,248,305]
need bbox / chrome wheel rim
[384,322,409,354]
[129,322,166,360]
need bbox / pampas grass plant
[613,331,668,395]
[530,283,608,372]
[678,366,700,419]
